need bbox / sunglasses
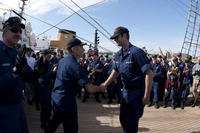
[9,27,22,34]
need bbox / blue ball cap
[67,38,85,50]
[3,16,25,29]
[110,26,129,39]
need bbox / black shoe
[181,102,184,109]
[154,103,159,109]
[163,104,167,108]
[147,102,153,107]
[171,105,175,110]
[163,101,168,108]
[107,100,113,104]
[82,98,87,103]
[192,102,196,107]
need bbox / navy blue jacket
[52,54,89,114]
[113,44,151,119]
[0,41,24,104]
[114,44,151,91]
[90,60,104,85]
[151,62,162,82]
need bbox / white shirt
[26,56,36,70]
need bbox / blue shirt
[0,41,23,104]
[114,44,151,90]
[52,53,89,113]
[90,60,104,85]
[114,44,151,102]
[151,62,162,82]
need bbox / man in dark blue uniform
[149,54,162,109]
[90,53,104,103]
[45,38,101,133]
[0,16,29,133]
[35,49,55,128]
[101,26,154,133]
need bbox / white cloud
[0,0,19,16]
[0,0,19,9]
[0,0,107,16]
[26,1,61,15]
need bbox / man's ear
[71,47,77,53]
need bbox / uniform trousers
[45,110,78,133]
[0,101,29,133]
[120,89,144,133]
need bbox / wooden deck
[26,97,123,133]
[26,97,200,133]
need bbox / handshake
[85,82,107,94]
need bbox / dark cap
[40,49,52,55]
[185,58,190,63]
[162,55,167,60]
[187,55,192,60]
[110,26,129,39]
[172,57,178,62]
[177,52,182,57]
[151,54,158,58]
[26,47,33,52]
[3,16,25,29]
[67,38,85,50]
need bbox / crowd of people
[21,26,153,133]
[148,53,199,110]
[1,16,200,133]
[78,45,200,111]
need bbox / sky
[0,0,190,54]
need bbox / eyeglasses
[9,27,22,34]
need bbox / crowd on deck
[3,42,200,132]
[1,16,200,133]
[23,48,200,110]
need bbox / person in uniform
[45,38,101,133]
[191,56,200,107]
[0,16,29,133]
[164,57,181,109]
[101,26,154,133]
[149,54,162,109]
[35,49,55,128]
[90,53,104,103]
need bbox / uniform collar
[0,41,7,51]
[119,43,132,60]
[0,40,14,53]
[69,53,79,63]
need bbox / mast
[19,0,28,17]
[181,0,200,58]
